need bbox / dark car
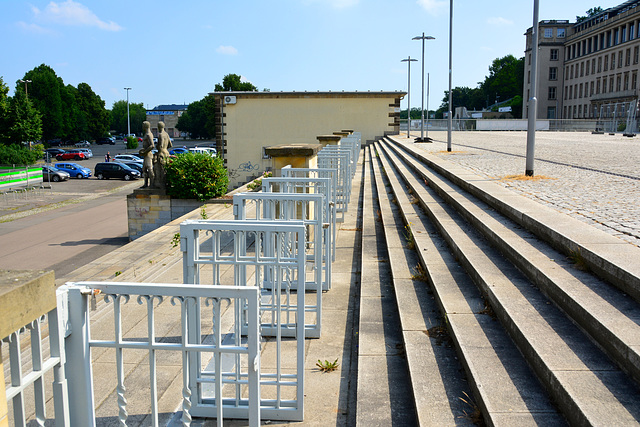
[44,148,66,160]
[94,162,141,180]
[122,161,143,173]
[95,137,116,145]
[41,165,70,182]
[169,147,189,155]
[47,138,63,147]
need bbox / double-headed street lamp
[124,87,132,137]
[412,33,435,142]
[19,79,32,101]
[401,56,418,139]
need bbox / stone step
[372,141,566,426]
[385,136,640,304]
[356,146,417,425]
[380,138,640,386]
[376,138,640,426]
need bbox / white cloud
[31,0,123,31]
[216,45,238,55]
[487,17,514,26]
[16,21,56,35]
[416,0,447,15]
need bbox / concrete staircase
[355,136,640,426]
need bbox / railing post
[61,285,96,426]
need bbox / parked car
[189,147,217,157]
[75,140,91,147]
[54,162,92,179]
[76,148,93,158]
[41,165,70,182]
[122,161,143,173]
[44,148,65,160]
[169,147,188,155]
[47,138,63,147]
[56,149,87,161]
[95,137,116,145]
[114,154,142,163]
[94,162,141,180]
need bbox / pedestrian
[105,152,111,162]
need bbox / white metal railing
[317,151,351,219]
[233,192,330,317]
[3,304,69,426]
[280,166,337,261]
[59,281,261,427]
[180,220,306,421]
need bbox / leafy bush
[0,143,44,166]
[165,153,228,201]
[125,136,139,150]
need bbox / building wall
[145,110,183,138]
[213,92,402,188]
[524,1,640,120]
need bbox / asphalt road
[0,138,216,282]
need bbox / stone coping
[264,143,322,157]
[316,135,342,143]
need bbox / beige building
[145,104,187,138]
[524,1,640,121]
[211,91,403,188]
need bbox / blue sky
[1,0,621,111]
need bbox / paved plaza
[405,130,640,247]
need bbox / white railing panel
[59,282,262,426]
[180,220,306,421]
[232,193,328,338]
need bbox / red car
[56,149,87,161]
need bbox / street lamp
[19,79,32,101]
[447,0,453,151]
[525,0,540,176]
[124,87,132,137]
[401,56,418,139]
[412,33,435,142]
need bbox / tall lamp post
[447,0,453,151]
[525,0,540,176]
[401,56,418,139]
[124,87,132,137]
[412,33,435,142]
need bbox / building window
[557,28,565,38]
[610,77,615,92]
[604,55,609,71]
[528,70,531,84]
[634,46,639,64]
[616,74,622,91]
[590,81,594,96]
[573,105,577,118]
[570,64,574,79]
[565,66,569,80]
[592,59,596,74]
[611,53,616,70]
[579,83,583,98]
[564,86,568,100]
[619,50,623,68]
[626,48,632,66]
[548,86,557,100]
[622,27,627,43]
[549,67,558,80]
[598,56,602,72]
[632,72,638,90]
[614,28,619,45]
[544,28,553,38]
[550,49,559,61]
[528,54,531,65]
[569,85,573,99]
[580,62,585,77]
[624,72,629,90]
[547,106,557,119]
[596,79,601,94]
[603,77,607,93]
[579,105,582,117]
[586,60,590,76]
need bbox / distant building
[523,0,640,120]
[211,91,403,188]
[145,104,188,138]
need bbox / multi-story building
[524,0,640,121]
[145,104,187,138]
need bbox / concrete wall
[213,91,403,188]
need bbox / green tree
[577,7,604,23]
[7,89,42,145]
[480,55,524,105]
[77,83,109,140]
[61,84,88,142]
[22,64,65,141]
[214,73,257,92]
[110,100,147,135]
[0,77,10,141]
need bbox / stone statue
[152,121,173,189]
[139,121,155,188]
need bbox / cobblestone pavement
[403,131,640,248]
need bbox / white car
[75,140,91,147]
[114,154,142,163]
[77,148,93,158]
[189,147,217,157]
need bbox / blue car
[54,162,92,179]
[169,147,189,155]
